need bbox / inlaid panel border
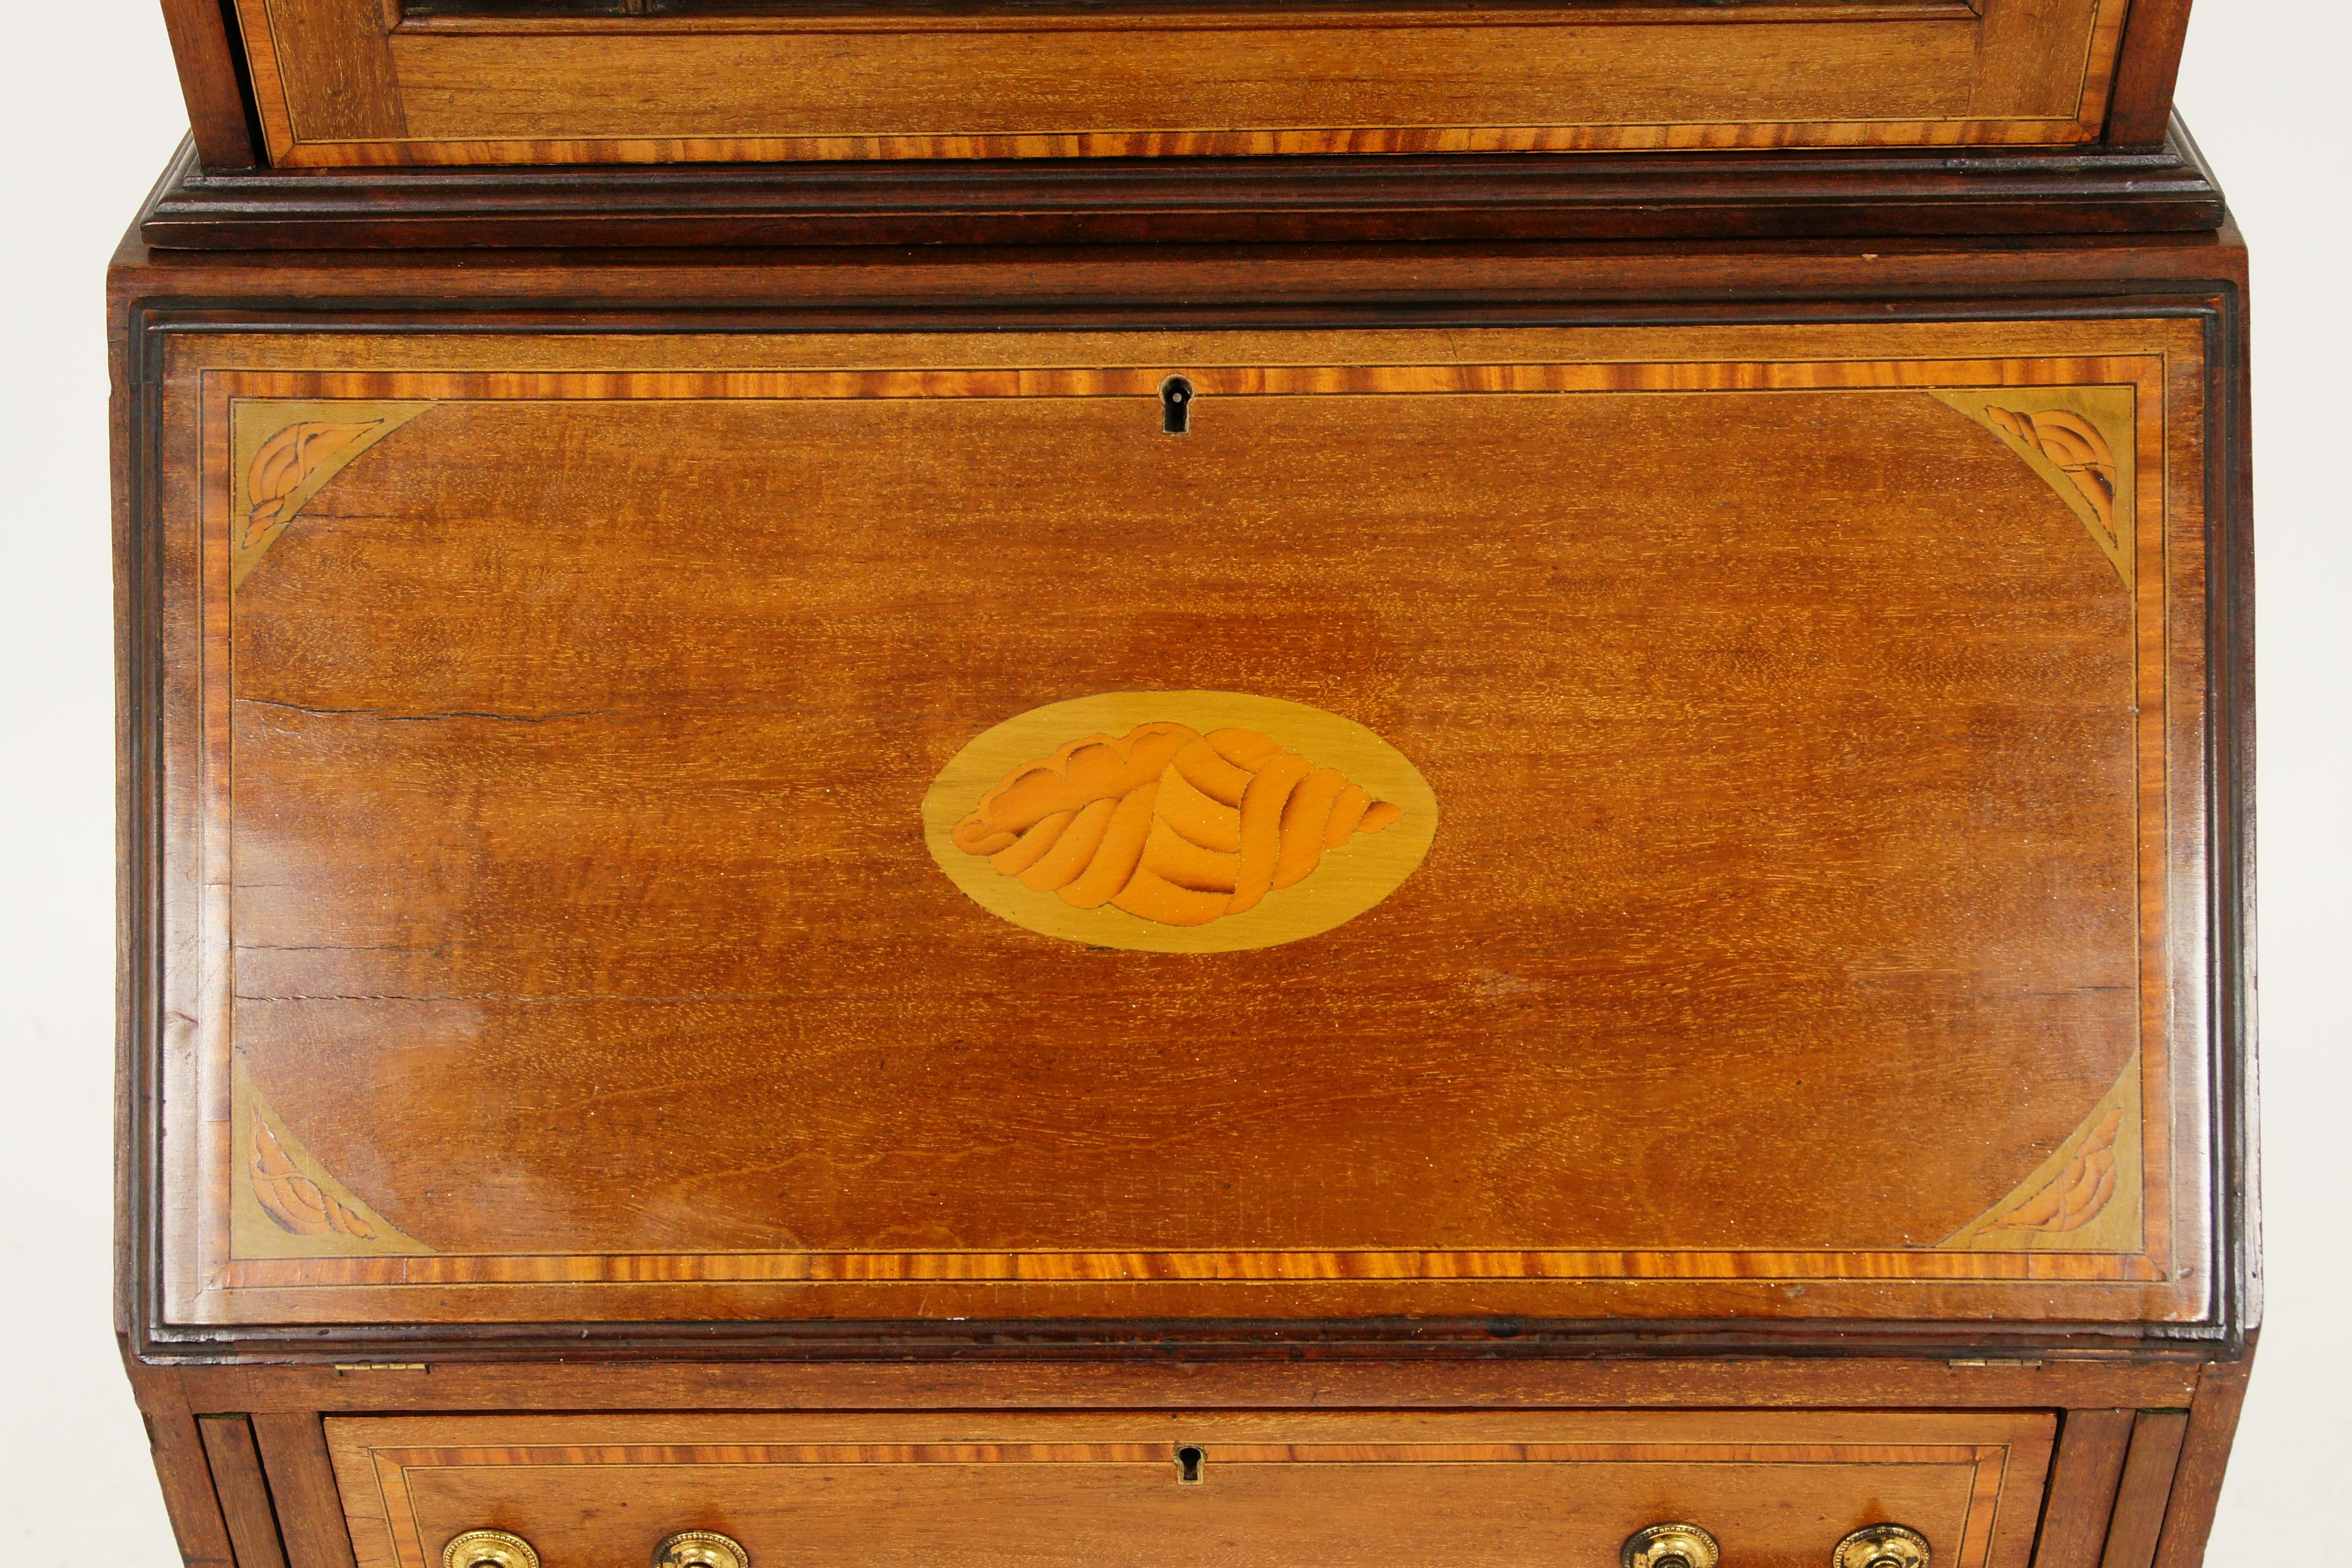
[135,323,2214,1330]
[322,1411,2054,1568]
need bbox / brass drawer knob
[443,1531,539,1568]
[655,1531,751,1568]
[1834,1524,1932,1568]
[1622,1522,1722,1568]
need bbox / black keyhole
[1174,1444,1205,1483]
[1161,376,1194,435]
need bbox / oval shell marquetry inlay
[923,692,1438,952]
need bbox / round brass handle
[655,1530,751,1568]
[1834,1524,1933,1568]
[443,1531,539,1568]
[1621,1522,1722,1568]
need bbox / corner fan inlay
[1940,1059,2141,1252]
[231,1058,429,1260]
[229,401,433,589]
[1930,388,2137,588]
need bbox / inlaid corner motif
[1930,387,2137,590]
[1940,1059,2142,1253]
[231,1058,431,1260]
[229,401,434,589]
[923,692,1438,953]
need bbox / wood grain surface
[324,1411,2054,1568]
[132,122,2233,253]
[106,218,2257,1568]
[198,1417,293,1568]
[158,0,262,168]
[221,0,2133,166]
[2100,1412,2190,1568]
[124,318,2220,1329]
[2033,1409,2136,1568]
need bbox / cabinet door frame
[195,0,2183,167]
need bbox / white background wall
[2,1,2343,1557]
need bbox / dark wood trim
[156,0,262,169]
[2103,0,2197,148]
[198,1418,293,1568]
[2205,217,2261,1355]
[2151,1345,2257,1568]
[135,117,2224,253]
[2036,1410,2137,1568]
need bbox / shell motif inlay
[923,692,1438,953]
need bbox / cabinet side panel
[2035,1409,2136,1568]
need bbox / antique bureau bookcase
[116,4,2254,1568]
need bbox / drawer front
[227,0,2130,167]
[326,1412,2054,1568]
[142,316,2222,1330]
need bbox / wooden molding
[137,121,2225,251]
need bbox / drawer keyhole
[1174,1444,1206,1484]
[1161,377,1194,435]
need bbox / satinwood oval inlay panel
[924,692,1438,952]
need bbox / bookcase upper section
[163,0,2192,169]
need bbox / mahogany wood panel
[113,233,2253,1365]
[252,1413,364,1568]
[238,0,407,141]
[2150,1349,2255,1568]
[164,1356,2215,1412]
[2103,0,2198,148]
[130,1376,240,1568]
[132,121,2230,252]
[1967,0,2107,120]
[159,0,261,168]
[324,1412,2054,1568]
[221,0,2135,166]
[2099,1411,2189,1568]
[132,319,2214,1330]
[2033,1409,2136,1568]
[107,221,2255,1568]
[199,1416,293,1568]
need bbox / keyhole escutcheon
[1161,376,1194,435]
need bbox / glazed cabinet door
[225,0,2138,166]
[132,314,2225,1332]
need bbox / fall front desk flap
[151,322,2219,1329]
